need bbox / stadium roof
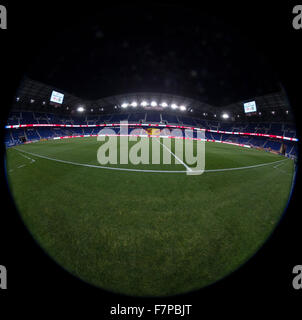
[12,77,293,122]
[13,77,215,113]
[14,78,86,110]
[223,91,291,114]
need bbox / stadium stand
[128,113,146,122]
[145,112,161,123]
[161,113,179,124]
[5,110,298,158]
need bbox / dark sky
[25,3,280,106]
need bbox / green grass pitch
[5,137,294,296]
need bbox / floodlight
[179,105,186,111]
[160,102,168,107]
[141,101,148,107]
[222,113,229,119]
[121,103,128,108]
[171,104,178,109]
[77,106,85,112]
[151,101,157,107]
[131,101,138,107]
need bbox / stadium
[3,4,299,297]
[4,77,298,296]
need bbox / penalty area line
[273,159,292,176]
[12,148,36,163]
[8,148,36,172]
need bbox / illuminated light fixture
[258,112,262,115]
[190,109,193,112]
[77,106,85,112]
[91,108,94,112]
[237,115,240,118]
[271,111,275,114]
[30,99,35,103]
[114,105,117,109]
[179,105,186,111]
[286,110,289,114]
[222,113,229,119]
[141,101,148,107]
[171,103,178,109]
[42,101,46,105]
[151,101,157,107]
[16,97,20,101]
[131,101,138,107]
[66,107,69,110]
[214,114,216,117]
[160,102,168,107]
[121,103,128,108]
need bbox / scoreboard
[50,90,64,104]
[243,101,257,113]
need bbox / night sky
[25,3,280,107]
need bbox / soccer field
[5,136,295,296]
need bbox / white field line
[273,161,286,169]
[157,138,192,172]
[273,160,292,176]
[17,151,36,163]
[8,148,36,172]
[206,159,289,173]
[12,148,290,174]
